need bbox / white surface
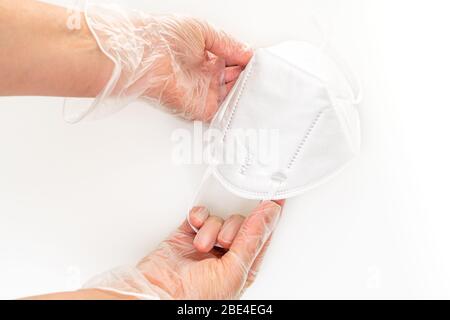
[1,0,450,299]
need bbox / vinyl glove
[64,1,253,123]
[84,201,282,300]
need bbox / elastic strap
[312,17,363,105]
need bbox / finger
[193,216,224,253]
[225,66,243,83]
[201,21,253,66]
[217,214,245,249]
[198,84,219,122]
[244,200,285,287]
[222,201,281,272]
[176,219,198,236]
[244,235,272,289]
[226,80,237,95]
[273,199,285,207]
[199,61,226,122]
[189,206,210,229]
[202,89,221,122]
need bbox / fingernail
[220,230,233,245]
[260,201,282,230]
[193,207,209,222]
[194,232,209,250]
[194,216,223,252]
[219,216,244,244]
[242,43,253,53]
[260,200,281,211]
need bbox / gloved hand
[84,201,282,300]
[66,2,253,123]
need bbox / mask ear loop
[310,17,363,106]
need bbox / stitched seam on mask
[215,162,348,200]
[287,109,326,170]
[214,110,326,198]
[222,61,255,140]
[215,110,329,199]
[239,152,253,175]
[216,50,337,198]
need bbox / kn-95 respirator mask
[189,41,362,227]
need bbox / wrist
[0,0,114,97]
[70,13,114,97]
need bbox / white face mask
[190,41,361,221]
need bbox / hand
[137,201,282,299]
[80,201,282,300]
[84,3,253,122]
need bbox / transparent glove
[65,1,253,123]
[84,201,282,300]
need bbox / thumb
[222,201,281,273]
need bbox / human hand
[136,201,282,299]
[138,16,253,121]
[83,201,282,300]
[77,3,253,122]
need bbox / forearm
[23,289,136,300]
[0,0,112,97]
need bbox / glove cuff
[83,266,173,300]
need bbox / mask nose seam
[286,108,326,170]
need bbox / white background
[1,0,449,299]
